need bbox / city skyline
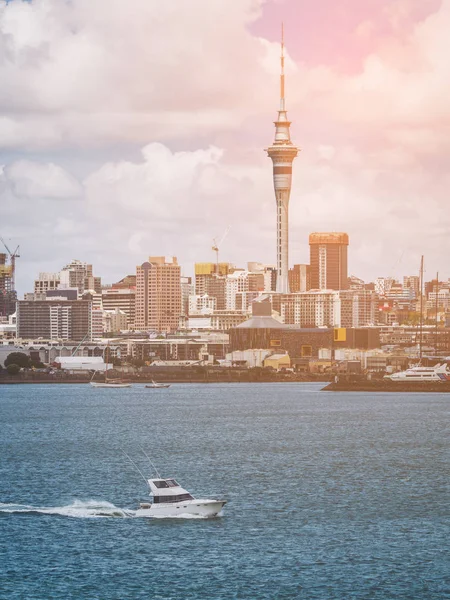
[1,0,449,293]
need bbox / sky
[1,0,449,294]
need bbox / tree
[112,357,122,367]
[6,364,21,375]
[30,361,46,369]
[5,352,31,369]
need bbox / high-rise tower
[266,25,299,294]
[309,232,349,290]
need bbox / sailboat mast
[419,256,424,361]
[435,271,439,355]
[105,343,110,383]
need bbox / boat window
[166,479,179,487]
[153,480,170,489]
[153,493,194,504]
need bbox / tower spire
[280,22,285,110]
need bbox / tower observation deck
[265,25,299,294]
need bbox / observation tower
[266,26,299,294]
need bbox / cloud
[1,0,450,293]
[0,0,270,148]
[3,160,82,198]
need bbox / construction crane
[0,237,20,317]
[212,226,230,275]
[0,237,20,292]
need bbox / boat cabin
[147,478,194,504]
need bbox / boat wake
[0,500,222,520]
[0,500,133,519]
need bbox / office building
[16,299,93,341]
[309,232,349,290]
[60,259,101,295]
[102,288,135,329]
[34,272,60,295]
[135,256,181,333]
[194,262,232,295]
[288,264,310,293]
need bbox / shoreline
[322,380,450,393]
[0,376,330,385]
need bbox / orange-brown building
[135,257,181,333]
[309,232,349,290]
[288,264,310,293]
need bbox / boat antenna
[121,450,150,488]
[138,446,161,478]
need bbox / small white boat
[135,477,226,518]
[145,380,171,389]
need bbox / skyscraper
[309,233,349,290]
[135,256,181,333]
[266,26,299,294]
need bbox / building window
[301,345,312,358]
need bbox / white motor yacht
[135,478,226,518]
[384,363,450,382]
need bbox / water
[0,383,449,599]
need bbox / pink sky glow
[0,0,449,291]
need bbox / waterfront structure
[135,256,181,333]
[309,233,349,290]
[266,28,299,294]
[230,297,332,360]
[16,299,93,341]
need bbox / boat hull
[145,385,170,389]
[135,499,226,518]
[90,382,132,388]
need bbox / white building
[226,271,249,310]
[103,308,128,333]
[34,272,60,295]
[188,294,216,315]
[91,309,104,339]
[279,289,377,328]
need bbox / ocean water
[0,383,449,599]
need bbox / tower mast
[266,24,300,294]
